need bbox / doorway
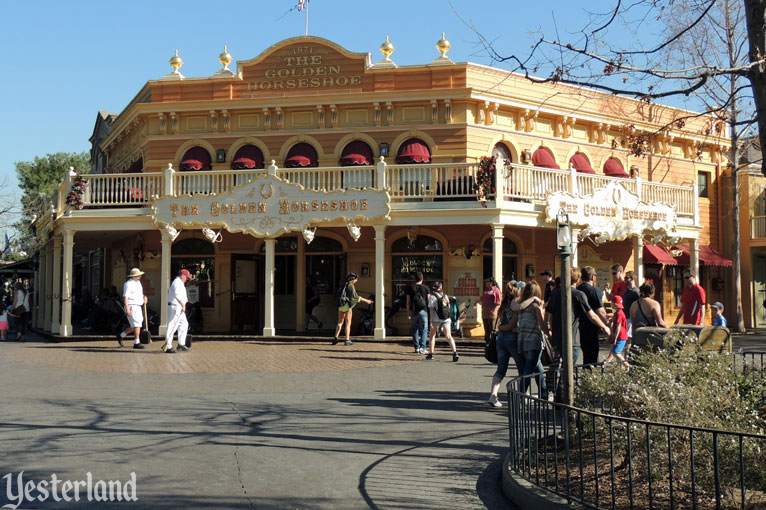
[231,254,260,333]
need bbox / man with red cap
[164,268,192,353]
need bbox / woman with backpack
[333,272,372,346]
[425,282,459,362]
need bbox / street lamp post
[556,209,574,406]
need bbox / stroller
[449,296,463,338]
[357,295,376,336]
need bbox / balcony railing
[54,162,696,220]
[752,216,766,239]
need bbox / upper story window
[396,138,431,164]
[697,171,710,198]
[231,145,264,170]
[532,147,560,169]
[569,152,595,174]
[340,140,374,166]
[179,147,212,171]
[285,143,318,168]
[492,143,512,166]
[603,157,629,178]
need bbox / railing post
[61,167,76,214]
[376,156,387,189]
[494,159,504,208]
[164,163,175,197]
[635,174,642,201]
[267,160,278,176]
[692,181,700,226]
[569,164,578,195]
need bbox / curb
[502,454,585,510]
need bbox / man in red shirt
[674,269,706,325]
[604,264,627,302]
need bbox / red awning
[179,147,212,171]
[604,157,629,178]
[643,245,678,265]
[396,138,431,164]
[180,159,203,171]
[672,244,733,267]
[231,145,264,169]
[532,148,560,169]
[340,140,374,166]
[570,153,595,174]
[285,143,318,168]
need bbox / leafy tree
[14,152,90,249]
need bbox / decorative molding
[386,102,394,125]
[317,105,325,128]
[374,102,381,126]
[276,107,284,129]
[210,110,218,133]
[222,109,230,132]
[170,112,179,134]
[330,104,338,128]
[263,108,271,130]
[159,113,167,135]
[445,100,452,124]
[431,100,438,124]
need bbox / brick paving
[1,338,423,374]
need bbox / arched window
[285,143,318,168]
[339,140,374,166]
[569,152,595,174]
[171,238,215,307]
[391,234,443,297]
[179,147,212,171]
[396,138,431,164]
[231,145,264,169]
[482,237,518,283]
[492,143,512,165]
[532,147,560,169]
[305,236,343,252]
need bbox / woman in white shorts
[426,282,459,362]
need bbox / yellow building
[31,36,730,337]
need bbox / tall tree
[14,152,90,249]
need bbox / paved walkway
[0,333,515,509]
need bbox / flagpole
[305,0,309,35]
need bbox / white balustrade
[641,181,695,217]
[506,164,569,200]
[276,166,376,191]
[386,162,478,200]
[83,173,164,207]
[577,173,636,196]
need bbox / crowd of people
[486,264,711,407]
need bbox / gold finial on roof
[169,49,183,73]
[436,32,451,57]
[219,45,232,71]
[380,35,394,61]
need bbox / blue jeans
[521,349,548,399]
[494,331,523,380]
[411,310,429,350]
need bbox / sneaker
[414,348,420,353]
[425,353,434,360]
[453,352,459,363]
[332,337,340,345]
[165,347,176,354]
[116,333,124,348]
[488,396,503,408]
[133,344,145,350]
[419,348,428,354]
[177,345,190,352]
[344,340,354,346]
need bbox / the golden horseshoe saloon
[31,35,732,338]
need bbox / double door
[231,254,261,333]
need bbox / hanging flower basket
[65,173,87,209]
[474,155,497,207]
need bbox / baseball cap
[180,269,192,279]
[540,270,553,277]
[613,295,624,309]
[711,301,724,310]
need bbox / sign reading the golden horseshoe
[152,173,390,237]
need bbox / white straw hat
[128,268,145,277]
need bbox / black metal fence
[506,352,766,510]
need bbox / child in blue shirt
[711,302,727,327]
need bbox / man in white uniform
[119,268,148,349]
[164,268,191,353]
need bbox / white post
[492,223,504,284]
[60,231,75,336]
[63,167,76,214]
[494,160,504,208]
[164,163,175,197]
[296,236,306,333]
[690,238,700,279]
[159,231,172,335]
[569,164,578,195]
[374,225,386,339]
[51,236,62,333]
[635,173,643,201]
[376,156,387,189]
[571,230,580,268]
[634,236,645,284]
[44,242,53,332]
[692,181,700,226]
[263,238,276,337]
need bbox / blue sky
[0,0,675,217]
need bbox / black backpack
[412,285,428,311]
[434,292,450,320]
[334,284,349,307]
